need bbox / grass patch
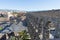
[0,27,3,30]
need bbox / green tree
[18,30,30,40]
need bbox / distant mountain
[0,9,20,12]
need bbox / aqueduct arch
[26,10,60,40]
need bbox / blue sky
[0,0,60,11]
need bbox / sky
[0,0,60,11]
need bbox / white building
[7,12,14,20]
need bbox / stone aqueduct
[26,10,60,40]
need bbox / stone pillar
[43,21,50,40]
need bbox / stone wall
[0,17,9,22]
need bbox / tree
[18,30,30,40]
